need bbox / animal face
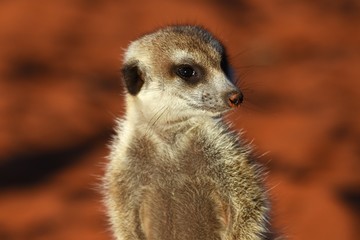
[122,26,243,121]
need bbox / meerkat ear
[122,61,144,95]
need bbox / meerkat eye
[176,64,196,79]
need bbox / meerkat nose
[228,91,243,108]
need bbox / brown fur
[104,25,272,240]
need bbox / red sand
[0,0,359,239]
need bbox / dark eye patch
[177,64,196,78]
[220,52,231,78]
[174,64,203,85]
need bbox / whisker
[145,105,168,135]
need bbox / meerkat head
[121,25,243,122]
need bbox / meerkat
[104,25,270,240]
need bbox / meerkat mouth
[184,103,233,120]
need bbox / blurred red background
[0,0,359,239]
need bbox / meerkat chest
[124,126,216,179]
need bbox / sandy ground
[0,0,359,239]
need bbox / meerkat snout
[227,90,243,108]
